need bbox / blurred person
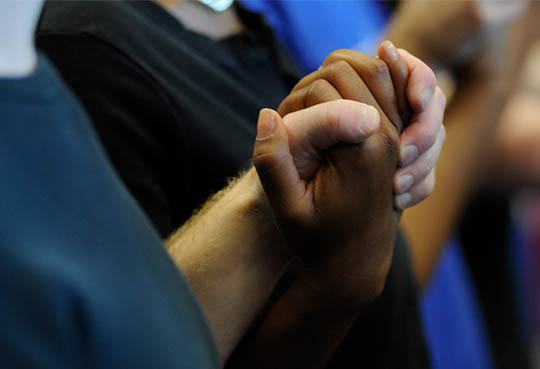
[36,0,446,368]
[389,7,539,369]
[389,3,538,369]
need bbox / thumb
[284,100,380,155]
[253,109,306,221]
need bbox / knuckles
[366,58,391,81]
[326,59,356,78]
[304,79,334,107]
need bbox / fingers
[253,109,306,219]
[395,169,436,210]
[398,48,437,113]
[254,102,381,221]
[289,50,402,132]
[289,59,380,113]
[378,40,412,129]
[323,50,404,132]
[390,50,445,209]
[278,79,342,117]
[394,124,445,194]
[399,87,446,167]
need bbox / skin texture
[166,39,444,365]
[166,42,446,368]
[279,44,445,210]
[260,101,401,304]
[169,47,410,362]
[166,100,384,362]
[226,44,435,369]
[273,46,409,298]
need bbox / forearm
[401,78,509,287]
[401,15,535,288]
[166,168,290,362]
[225,267,366,369]
[226,210,397,369]
[386,1,480,69]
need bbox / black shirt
[37,1,431,367]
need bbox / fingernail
[363,105,380,131]
[395,193,412,210]
[386,41,398,61]
[400,145,419,167]
[257,108,276,140]
[396,174,414,194]
[421,88,432,111]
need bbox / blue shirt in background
[242,0,391,72]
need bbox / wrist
[236,168,274,221]
[296,263,375,314]
[299,250,390,310]
[233,167,292,262]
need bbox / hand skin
[227,98,401,369]
[0,0,44,77]
[279,42,446,209]
[225,46,441,369]
[168,43,444,365]
[166,100,383,362]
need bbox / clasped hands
[253,41,446,305]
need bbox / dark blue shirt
[0,56,219,369]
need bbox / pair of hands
[253,41,446,303]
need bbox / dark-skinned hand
[254,43,411,304]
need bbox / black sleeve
[37,33,191,238]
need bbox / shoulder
[39,0,141,35]
[35,32,191,240]
[37,0,181,59]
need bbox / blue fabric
[510,217,535,339]
[241,0,391,72]
[422,241,495,369]
[0,56,219,369]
